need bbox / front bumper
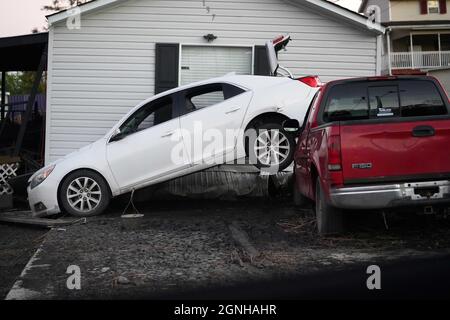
[330,180,450,210]
[27,177,61,217]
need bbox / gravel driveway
[3,198,450,299]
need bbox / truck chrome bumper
[330,180,450,210]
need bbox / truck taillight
[327,135,342,172]
[298,76,321,87]
[327,134,343,187]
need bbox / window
[369,86,400,118]
[323,83,368,122]
[184,83,245,114]
[120,96,173,136]
[399,80,447,117]
[323,80,447,123]
[428,0,440,13]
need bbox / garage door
[180,46,253,85]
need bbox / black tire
[59,170,111,217]
[315,179,344,235]
[293,180,310,207]
[246,122,295,172]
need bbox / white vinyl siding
[46,0,378,163]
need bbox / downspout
[386,27,392,76]
[376,35,382,75]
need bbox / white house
[44,0,384,164]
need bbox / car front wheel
[59,170,110,217]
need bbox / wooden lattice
[0,162,19,195]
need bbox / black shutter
[155,43,179,94]
[254,45,271,76]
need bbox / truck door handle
[412,126,435,137]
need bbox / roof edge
[283,0,385,35]
[47,0,126,25]
[47,0,384,35]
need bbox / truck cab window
[323,83,368,122]
[368,86,400,118]
[399,80,447,117]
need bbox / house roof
[0,33,48,72]
[46,0,385,35]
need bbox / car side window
[323,83,368,122]
[120,96,173,136]
[399,80,447,117]
[184,83,245,114]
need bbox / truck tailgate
[340,119,450,183]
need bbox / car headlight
[30,164,56,190]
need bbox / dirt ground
[0,224,47,298]
[2,197,450,300]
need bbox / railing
[389,51,450,69]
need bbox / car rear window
[322,79,447,123]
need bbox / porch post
[410,33,414,69]
[1,71,5,121]
[387,29,392,76]
[438,32,442,67]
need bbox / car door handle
[225,107,241,114]
[161,130,175,138]
[412,126,435,137]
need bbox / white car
[28,74,320,217]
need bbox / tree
[5,72,47,96]
[43,0,92,12]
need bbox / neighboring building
[44,0,384,164]
[360,0,450,78]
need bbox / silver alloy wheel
[254,129,290,166]
[66,177,102,213]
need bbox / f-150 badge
[352,163,373,169]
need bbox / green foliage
[5,72,47,95]
[43,0,91,12]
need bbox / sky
[0,0,362,38]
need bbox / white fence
[389,51,450,69]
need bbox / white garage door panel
[180,46,253,85]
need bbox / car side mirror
[282,119,301,135]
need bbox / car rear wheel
[247,123,295,172]
[59,170,110,217]
[315,179,343,235]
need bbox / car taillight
[327,135,342,172]
[298,76,321,87]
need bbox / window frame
[427,0,440,14]
[112,94,177,141]
[178,82,247,116]
[317,78,450,126]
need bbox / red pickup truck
[283,76,450,235]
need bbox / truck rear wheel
[315,179,343,235]
[293,179,309,207]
